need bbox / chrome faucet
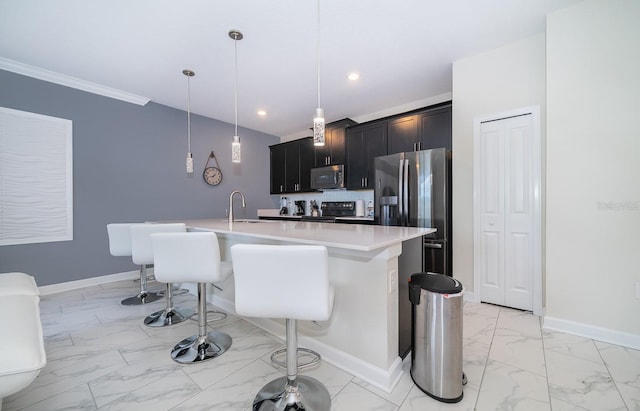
[228,190,246,223]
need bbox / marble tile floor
[5,278,640,411]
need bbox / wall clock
[203,151,223,186]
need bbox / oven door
[423,239,448,276]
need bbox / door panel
[478,114,534,311]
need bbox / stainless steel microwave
[310,164,345,190]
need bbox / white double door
[473,108,541,312]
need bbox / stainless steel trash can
[409,272,464,403]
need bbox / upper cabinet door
[346,120,387,189]
[388,115,418,154]
[284,142,301,192]
[314,119,357,167]
[388,103,452,154]
[364,122,388,188]
[346,128,366,189]
[418,104,452,150]
[270,144,286,194]
[270,137,314,194]
[298,137,314,192]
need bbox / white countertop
[176,218,434,252]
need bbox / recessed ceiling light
[347,72,360,81]
[257,110,267,116]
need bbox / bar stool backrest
[130,223,186,266]
[231,244,334,322]
[151,232,231,284]
[107,223,138,257]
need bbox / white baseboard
[543,316,640,350]
[463,290,477,303]
[38,271,139,296]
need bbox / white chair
[107,223,162,305]
[0,273,46,408]
[231,244,335,411]
[130,223,193,327]
[151,231,233,363]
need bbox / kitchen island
[172,218,434,393]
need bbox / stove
[320,201,356,217]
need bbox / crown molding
[350,92,453,125]
[0,58,150,106]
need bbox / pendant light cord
[234,36,238,137]
[187,74,192,153]
[316,0,321,108]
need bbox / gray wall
[0,70,279,286]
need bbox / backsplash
[270,190,374,216]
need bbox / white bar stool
[231,244,335,411]
[107,223,162,305]
[151,231,233,363]
[130,223,194,327]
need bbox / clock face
[203,167,223,186]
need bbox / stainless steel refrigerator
[374,148,451,357]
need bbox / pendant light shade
[232,135,241,163]
[230,29,243,163]
[183,69,195,173]
[313,107,325,146]
[313,0,325,146]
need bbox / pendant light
[313,0,325,146]
[229,29,243,163]
[183,69,195,173]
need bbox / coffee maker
[294,200,306,216]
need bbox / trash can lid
[409,272,463,294]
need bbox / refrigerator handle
[403,159,409,226]
[398,159,404,222]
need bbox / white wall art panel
[0,107,73,245]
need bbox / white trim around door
[473,105,542,316]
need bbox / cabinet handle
[418,142,422,151]
[364,177,368,187]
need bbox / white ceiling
[0,0,579,139]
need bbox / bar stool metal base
[121,291,162,306]
[122,264,161,306]
[170,331,232,364]
[253,375,331,411]
[144,307,194,327]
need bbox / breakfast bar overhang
[170,218,434,393]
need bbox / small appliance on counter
[279,196,288,216]
[355,199,365,217]
[294,200,306,216]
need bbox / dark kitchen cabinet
[314,118,358,167]
[418,104,452,150]
[388,114,418,154]
[346,120,388,189]
[387,102,452,154]
[270,137,313,194]
[270,143,286,194]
